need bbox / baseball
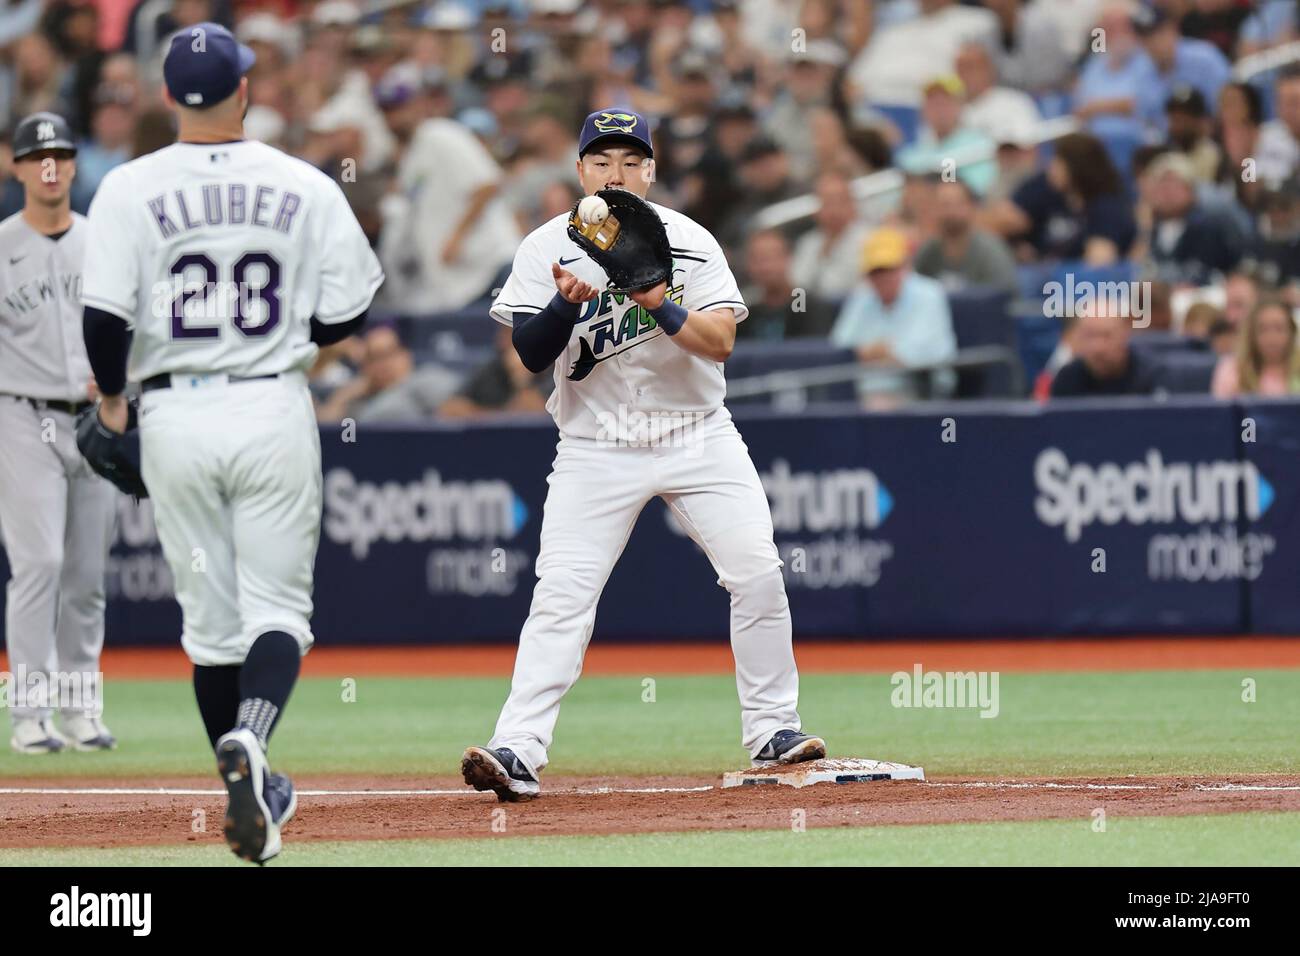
[578,195,609,225]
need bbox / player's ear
[639,157,656,187]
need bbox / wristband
[649,298,688,336]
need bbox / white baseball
[578,195,609,225]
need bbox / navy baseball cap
[578,108,653,159]
[163,22,256,109]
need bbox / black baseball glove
[75,400,149,499]
[566,188,672,293]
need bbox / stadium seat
[725,340,858,406]
[871,103,921,146]
[1152,351,1219,394]
[947,288,1021,396]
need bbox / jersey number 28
[170,252,281,339]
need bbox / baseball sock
[193,664,241,749]
[237,630,301,752]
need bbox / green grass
[3,669,1297,779]
[9,812,1300,867]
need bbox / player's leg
[0,397,71,752]
[467,437,653,796]
[658,409,821,764]
[216,378,320,862]
[53,416,120,750]
[139,392,244,745]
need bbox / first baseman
[462,109,825,801]
[0,112,118,755]
[79,24,382,862]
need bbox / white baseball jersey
[489,201,748,441]
[81,140,383,381]
[0,212,92,402]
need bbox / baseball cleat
[60,714,117,751]
[752,729,827,767]
[461,746,540,802]
[216,729,294,864]
[9,717,68,755]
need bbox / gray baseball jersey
[0,212,92,402]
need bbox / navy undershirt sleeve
[310,309,368,345]
[82,306,133,397]
[511,293,579,373]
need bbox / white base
[722,757,925,789]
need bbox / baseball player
[462,109,825,801]
[0,112,118,755]
[79,23,382,862]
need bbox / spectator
[1256,66,1300,184]
[715,135,801,254]
[316,325,462,423]
[764,40,847,185]
[986,132,1136,264]
[845,0,998,108]
[377,67,520,313]
[1033,314,1080,401]
[831,227,958,407]
[1211,299,1300,397]
[789,171,871,305]
[914,179,1018,294]
[439,325,551,418]
[896,74,996,197]
[1182,301,1223,340]
[1163,87,1222,185]
[1143,151,1243,286]
[1208,316,1238,356]
[981,0,1080,95]
[1072,3,1157,143]
[1224,271,1262,330]
[1050,304,1161,397]
[71,85,135,213]
[1134,4,1231,133]
[738,229,837,341]
[954,41,1041,147]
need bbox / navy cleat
[752,729,827,767]
[461,745,540,802]
[215,728,295,864]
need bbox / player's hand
[98,394,129,435]
[630,281,667,310]
[552,263,600,303]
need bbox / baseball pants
[139,372,321,667]
[489,405,802,774]
[0,396,117,720]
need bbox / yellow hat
[861,227,909,273]
[923,73,965,98]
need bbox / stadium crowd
[4,0,1300,416]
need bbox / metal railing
[724,345,1026,402]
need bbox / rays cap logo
[163,22,255,109]
[579,108,654,158]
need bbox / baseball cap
[578,108,653,158]
[1166,85,1207,117]
[163,22,255,109]
[861,227,910,273]
[923,74,965,98]
[12,111,77,159]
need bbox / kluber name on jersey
[490,201,748,442]
[81,140,382,382]
[0,213,91,402]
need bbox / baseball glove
[75,400,149,499]
[566,188,672,293]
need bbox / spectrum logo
[323,468,529,559]
[1034,448,1272,543]
[761,458,894,532]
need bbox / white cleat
[10,717,68,755]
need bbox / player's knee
[13,550,63,586]
[727,563,789,622]
[532,567,603,621]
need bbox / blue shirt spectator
[831,227,958,405]
[1136,8,1232,134]
[1074,5,1158,143]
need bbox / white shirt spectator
[380,118,521,313]
[963,86,1042,144]
[790,221,872,304]
[846,2,998,107]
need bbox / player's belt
[142,372,280,392]
[1,394,93,415]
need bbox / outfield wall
[3,396,1298,645]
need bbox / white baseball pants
[490,405,802,774]
[0,396,117,720]
[139,372,320,666]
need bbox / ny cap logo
[37,121,55,141]
[594,112,638,134]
